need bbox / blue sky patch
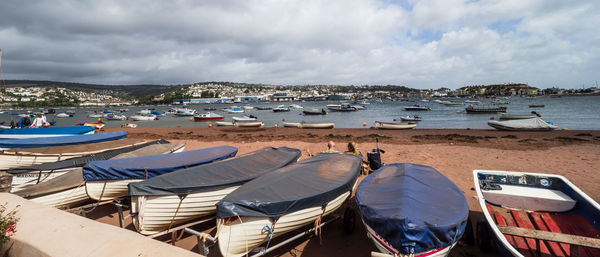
[489,18,522,34]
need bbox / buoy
[274,124,278,128]
[297,125,301,128]
[563,128,569,130]
[338,113,341,116]
[490,117,494,120]
[282,118,286,121]
[177,125,181,128]
[370,126,375,129]
[190,117,193,121]
[362,122,366,127]
[208,123,212,128]
[393,119,396,121]
[98,118,101,121]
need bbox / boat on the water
[130,114,158,121]
[439,101,464,106]
[15,141,187,208]
[272,105,290,112]
[0,131,127,151]
[193,112,223,121]
[83,145,238,201]
[400,115,421,121]
[55,113,71,118]
[499,113,538,120]
[231,115,257,122]
[204,107,217,111]
[357,163,468,257]
[465,100,481,104]
[224,107,244,113]
[404,105,431,111]
[488,117,557,131]
[0,137,140,170]
[105,113,128,120]
[216,153,362,257]
[7,140,176,191]
[327,103,357,112]
[465,105,507,113]
[529,104,545,108]
[303,108,327,115]
[174,108,196,116]
[289,104,303,109]
[0,126,95,139]
[234,121,263,127]
[128,147,301,235]
[255,106,272,110]
[375,121,417,130]
[474,169,600,257]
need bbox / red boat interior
[486,204,600,257]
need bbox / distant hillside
[1,80,182,97]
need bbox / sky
[0,0,599,89]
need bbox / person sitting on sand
[345,141,361,156]
[30,113,50,128]
[321,141,339,154]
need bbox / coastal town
[1,81,598,107]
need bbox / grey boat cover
[128,147,301,196]
[6,140,171,174]
[488,117,557,131]
[216,153,361,219]
[82,145,238,181]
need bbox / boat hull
[364,221,455,257]
[217,191,350,257]
[301,123,334,129]
[234,121,263,127]
[375,122,416,130]
[131,186,240,235]
[86,179,144,201]
[11,169,73,192]
[29,185,89,208]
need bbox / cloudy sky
[0,0,598,89]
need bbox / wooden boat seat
[483,184,576,212]
[487,204,600,257]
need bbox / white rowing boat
[234,121,263,128]
[375,121,416,130]
[301,122,335,129]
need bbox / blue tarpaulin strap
[262,223,275,255]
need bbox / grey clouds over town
[0,0,598,89]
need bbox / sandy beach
[94,127,600,256]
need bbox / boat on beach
[465,105,507,113]
[15,141,187,208]
[0,131,126,151]
[0,137,140,170]
[83,145,238,201]
[474,169,600,256]
[488,117,557,131]
[128,147,301,235]
[375,121,416,130]
[216,153,362,257]
[234,121,263,127]
[75,122,105,129]
[193,112,223,121]
[0,126,95,139]
[357,163,468,257]
[215,121,234,126]
[282,122,301,128]
[301,122,335,129]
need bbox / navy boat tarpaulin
[217,153,362,219]
[356,163,468,255]
[82,145,238,181]
[0,131,127,149]
[128,147,301,196]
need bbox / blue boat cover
[217,153,361,219]
[356,163,468,255]
[128,147,301,196]
[0,131,127,149]
[82,145,238,181]
[0,126,95,135]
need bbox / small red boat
[193,112,223,121]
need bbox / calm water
[2,96,599,130]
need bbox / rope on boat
[314,206,327,244]
[166,195,185,231]
[262,220,277,256]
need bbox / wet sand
[93,127,600,256]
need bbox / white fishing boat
[105,113,127,120]
[130,114,157,121]
[128,147,301,235]
[488,117,557,131]
[55,113,71,118]
[400,115,421,121]
[174,108,196,116]
[193,112,223,121]
[216,154,362,257]
[272,105,290,112]
[375,121,416,130]
[234,121,263,128]
[231,115,257,122]
[301,122,335,129]
[84,146,238,201]
[289,104,303,109]
[243,106,254,110]
[224,106,244,113]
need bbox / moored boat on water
[303,108,327,115]
[465,105,507,113]
[193,112,223,121]
[0,126,95,139]
[474,170,600,256]
[105,113,128,120]
[174,108,196,116]
[357,163,468,257]
[83,145,238,201]
[130,114,158,121]
[224,106,244,113]
[400,115,421,121]
[216,153,362,257]
[128,147,301,235]
[328,103,357,111]
[375,121,416,130]
[529,104,545,108]
[55,113,71,118]
[232,115,257,121]
[404,105,431,111]
[272,105,290,112]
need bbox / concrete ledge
[0,193,201,257]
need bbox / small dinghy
[232,115,257,122]
[303,108,327,115]
[282,122,301,128]
[216,153,362,257]
[234,121,263,127]
[499,113,538,120]
[272,105,290,112]
[474,170,600,256]
[128,147,301,235]
[465,105,507,113]
[0,126,95,139]
[7,140,177,191]
[105,113,127,120]
[400,115,421,121]
[301,122,335,129]
[130,114,157,121]
[357,163,468,257]
[83,145,238,201]
[215,121,234,126]
[55,113,71,118]
[375,121,416,130]
[0,131,126,150]
[15,141,187,208]
[488,117,557,131]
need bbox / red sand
[91,127,600,256]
